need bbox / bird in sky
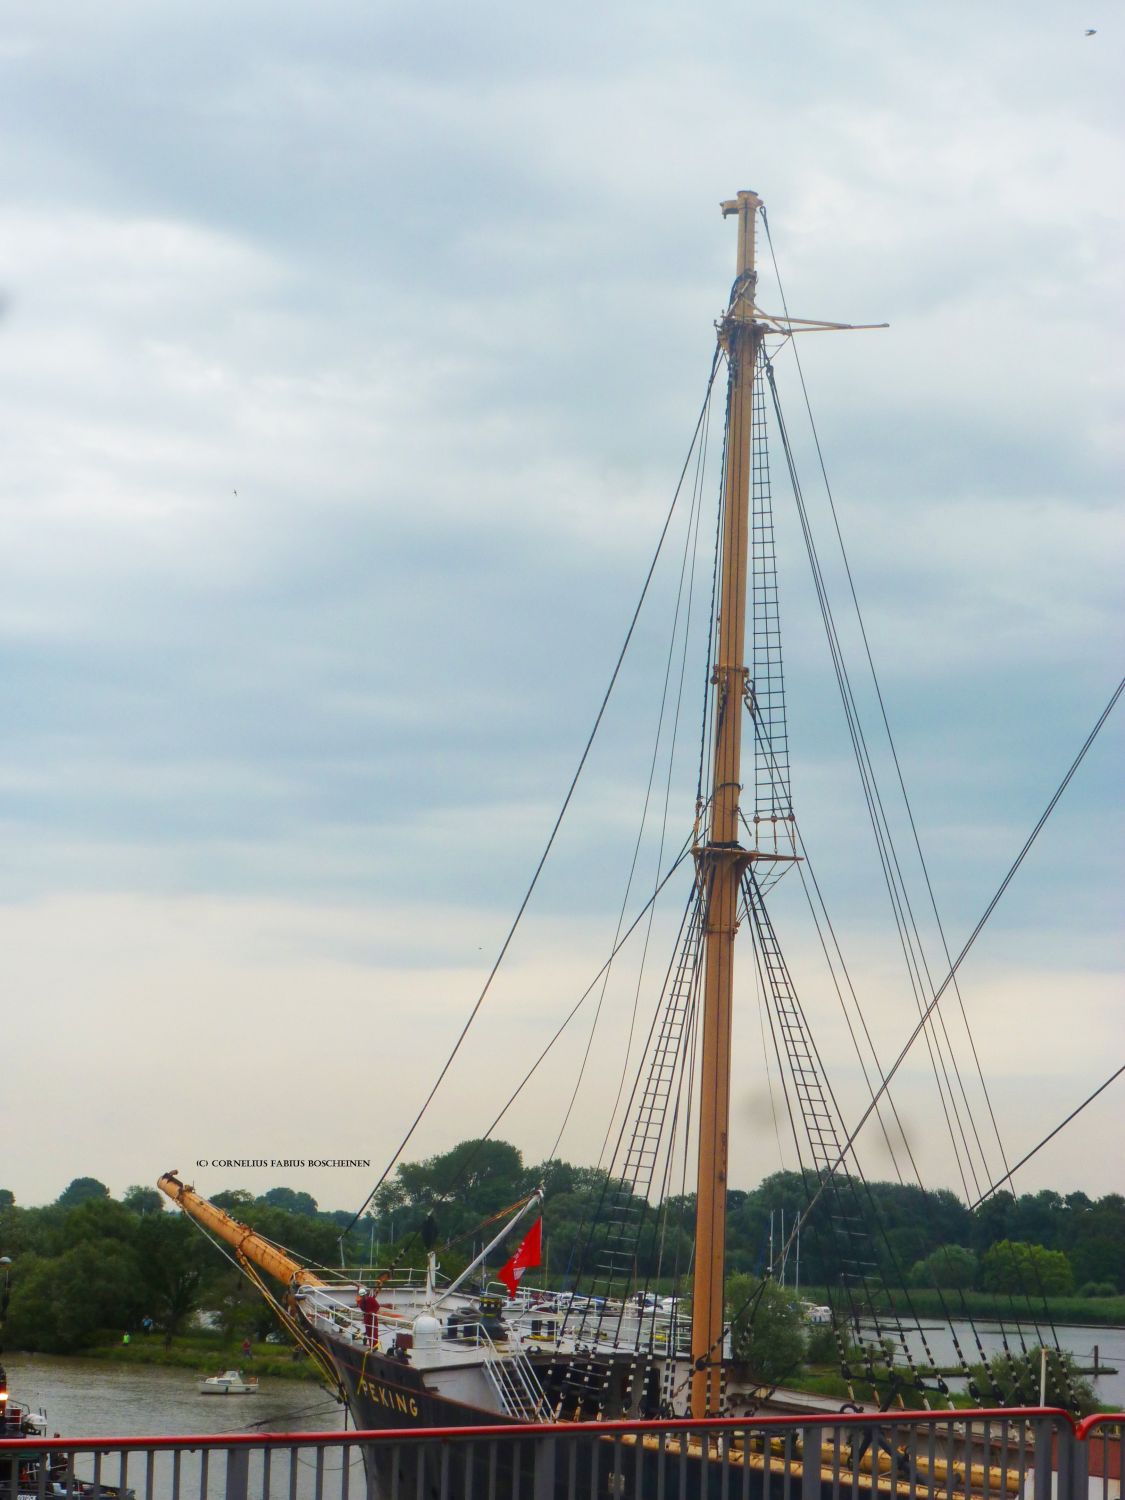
[1085,27,1097,34]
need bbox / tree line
[0,1148,1120,1357]
[363,1139,1123,1296]
[0,1179,359,1355]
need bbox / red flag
[498,1218,542,1299]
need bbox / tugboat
[0,1369,47,1441]
[0,1363,133,1500]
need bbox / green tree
[972,1348,1096,1416]
[980,1240,1074,1295]
[123,1186,165,1216]
[909,1244,977,1289]
[260,1188,319,1216]
[397,1140,524,1220]
[726,1276,807,1385]
[1070,1235,1121,1290]
[57,1177,111,1209]
[68,1197,139,1241]
[970,1191,1016,1254]
[212,1189,254,1211]
[1069,1196,1124,1290]
[5,1240,144,1352]
[134,1213,210,1335]
[526,1158,575,1198]
[213,1270,281,1342]
[1008,1191,1066,1250]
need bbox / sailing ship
[157,190,1111,1495]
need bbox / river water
[2,1335,1121,1500]
[5,1326,1123,1437]
[2,1354,347,1439]
[3,1354,351,1500]
[857,1320,1125,1406]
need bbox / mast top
[719,192,763,309]
[720,191,889,338]
[719,190,762,216]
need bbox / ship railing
[341,1266,449,1289]
[433,1316,550,1419]
[296,1285,416,1347]
[512,1301,693,1358]
[472,1322,552,1422]
[2,1408,1120,1500]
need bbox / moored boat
[0,1363,134,1500]
[197,1369,260,1395]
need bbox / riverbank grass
[797,1286,1125,1326]
[84,1334,322,1382]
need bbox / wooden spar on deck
[157,1171,324,1288]
[690,190,764,1419]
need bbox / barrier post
[1062,1422,1090,1500]
[803,1424,823,1500]
[224,1444,250,1500]
[533,1434,557,1500]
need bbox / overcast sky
[0,1,1121,1217]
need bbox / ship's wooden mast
[690,190,764,1419]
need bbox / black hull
[312,1329,882,1500]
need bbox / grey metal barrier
[2,1406,1121,1500]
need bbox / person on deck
[356,1288,380,1349]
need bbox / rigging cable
[744,716,1001,1399]
[365,827,702,1305]
[744,708,1013,1386]
[649,960,704,1344]
[611,366,720,1150]
[789,672,1123,1235]
[758,347,1022,1370]
[742,881,866,1403]
[176,1214,343,1396]
[684,671,1122,1400]
[742,870,938,1404]
[558,884,704,1353]
[361,839,696,1294]
[550,369,718,1162]
[763,205,1019,1205]
[434,839,695,1184]
[764,354,987,1204]
[340,349,723,1240]
[966,1065,1124,1211]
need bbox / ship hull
[313,1329,863,1500]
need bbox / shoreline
[795,1287,1125,1329]
[9,1338,325,1383]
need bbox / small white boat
[801,1302,832,1326]
[197,1369,259,1395]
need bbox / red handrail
[0,1406,1092,1452]
[1075,1411,1125,1440]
